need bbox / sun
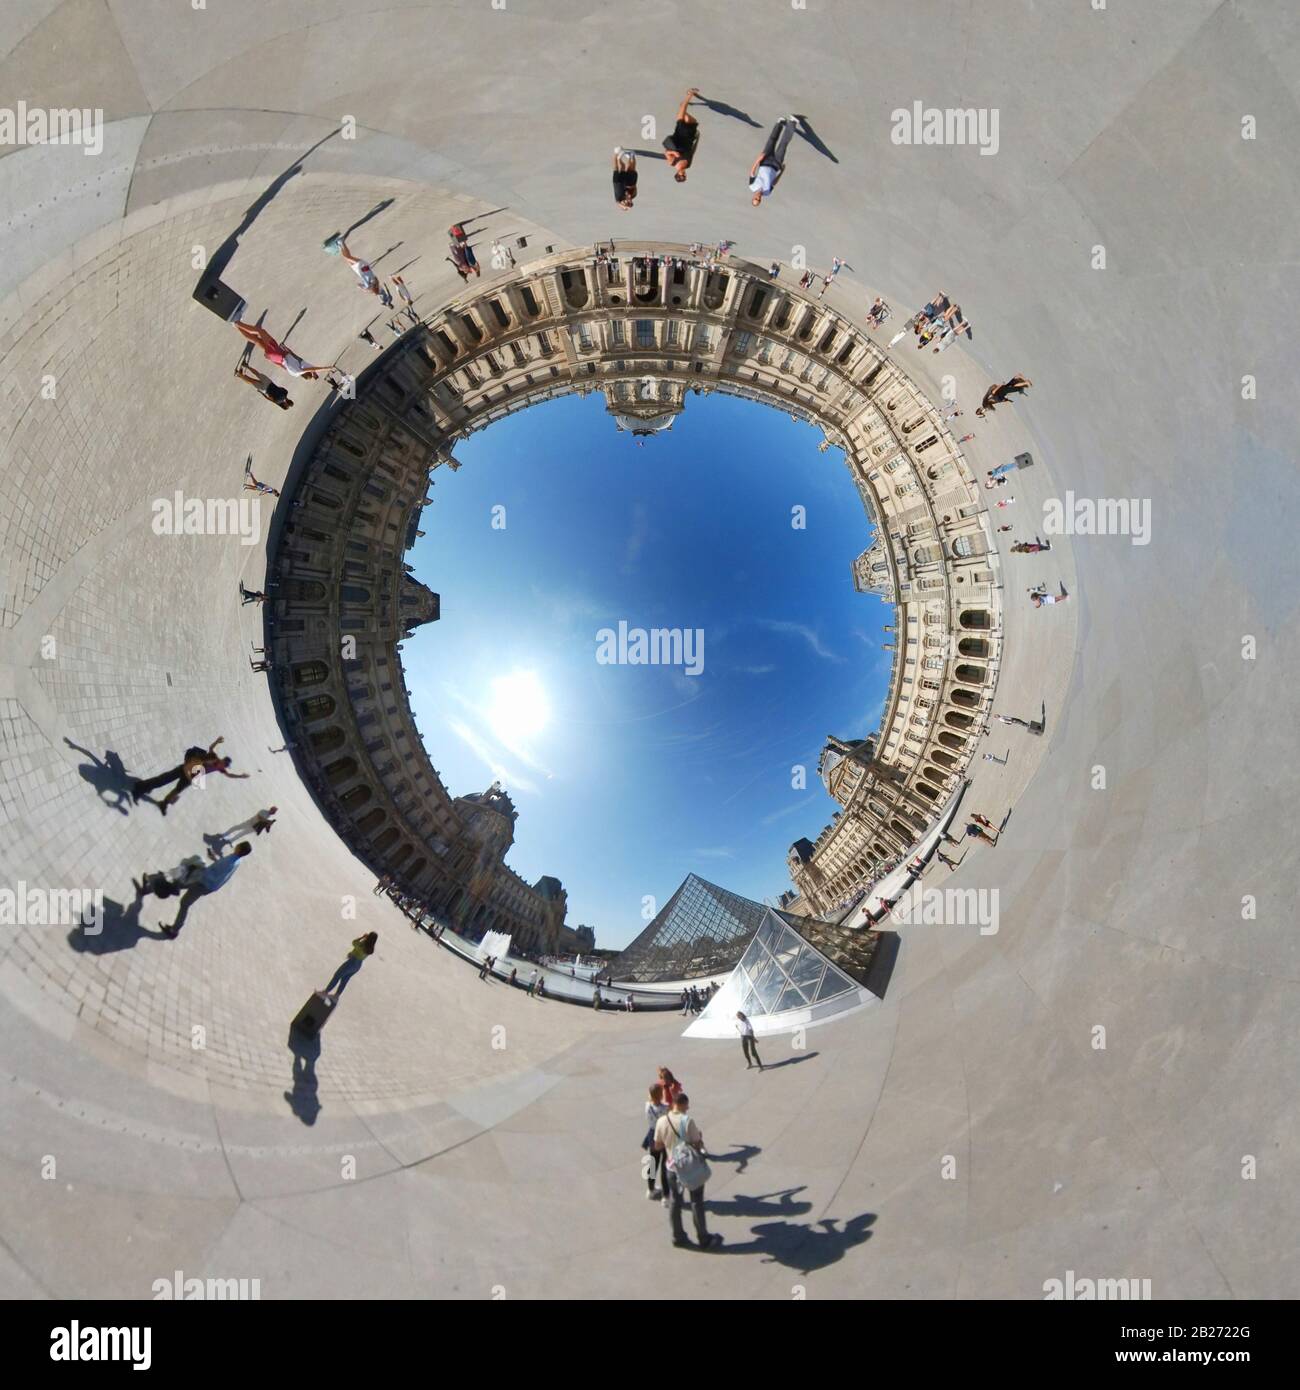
[486,670,550,742]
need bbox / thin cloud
[736,663,776,675]
[533,585,608,629]
[760,791,821,826]
[693,847,736,860]
[758,620,844,663]
[442,680,555,778]
[622,500,651,574]
[446,718,540,796]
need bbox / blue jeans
[990,462,1015,477]
[326,956,362,995]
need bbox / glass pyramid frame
[609,874,809,983]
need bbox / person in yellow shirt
[324,932,377,997]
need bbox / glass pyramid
[728,910,861,1018]
[609,874,808,983]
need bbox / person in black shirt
[662,87,701,182]
[234,362,293,410]
[612,148,638,208]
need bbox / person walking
[325,931,378,997]
[976,375,1032,416]
[131,737,248,815]
[233,362,294,410]
[866,296,891,329]
[680,988,691,1016]
[749,115,799,204]
[137,841,253,937]
[527,969,540,997]
[1010,538,1052,554]
[210,806,277,852]
[654,1093,721,1249]
[612,148,638,209]
[478,954,490,981]
[593,986,603,1010]
[243,458,280,497]
[232,322,333,379]
[331,239,394,307]
[239,582,266,605]
[1030,584,1070,608]
[661,88,701,182]
[737,1012,763,1070]
[391,273,420,323]
[643,1083,671,1200]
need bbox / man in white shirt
[749,116,799,205]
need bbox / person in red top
[657,1066,682,1108]
[233,321,333,379]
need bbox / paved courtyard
[0,0,1297,1298]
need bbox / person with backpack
[135,842,254,937]
[642,1083,670,1200]
[131,737,249,815]
[653,1093,721,1249]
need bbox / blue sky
[403,391,894,949]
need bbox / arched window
[308,725,345,755]
[299,694,336,722]
[293,661,329,688]
[323,755,359,786]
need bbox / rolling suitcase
[192,275,247,323]
[291,991,335,1037]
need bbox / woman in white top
[643,1083,670,1200]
